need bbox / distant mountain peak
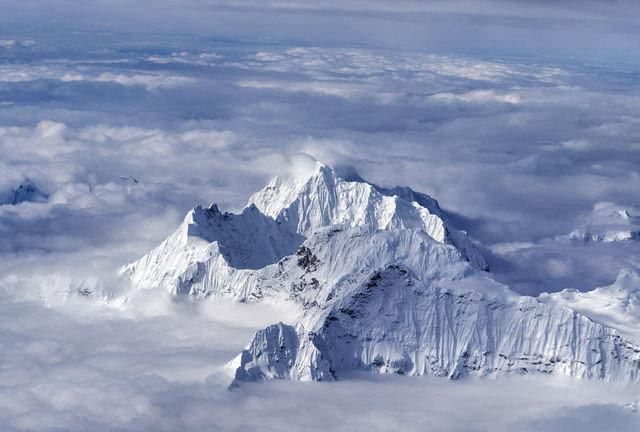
[612,268,640,294]
[0,178,48,205]
[561,202,640,244]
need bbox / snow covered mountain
[231,268,640,383]
[559,202,640,243]
[122,161,640,385]
[228,230,640,384]
[540,269,640,341]
[0,179,48,205]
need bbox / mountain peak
[248,161,487,269]
[538,267,640,341]
[0,178,48,205]
[562,202,640,243]
[278,156,328,182]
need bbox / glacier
[122,161,640,385]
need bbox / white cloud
[0,64,194,90]
[63,71,195,90]
[237,79,367,98]
[432,89,522,104]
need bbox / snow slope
[540,269,640,341]
[123,203,302,295]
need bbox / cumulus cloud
[0,64,194,91]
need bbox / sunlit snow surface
[1,32,640,430]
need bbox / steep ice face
[262,226,484,309]
[248,162,439,236]
[539,269,640,341]
[375,184,488,271]
[0,179,48,205]
[248,162,488,270]
[233,265,640,384]
[186,203,303,269]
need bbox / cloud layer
[2,0,640,61]
[2,36,639,293]
[0,12,639,430]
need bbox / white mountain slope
[122,161,640,385]
[539,269,640,341]
[123,203,303,295]
[231,264,640,384]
